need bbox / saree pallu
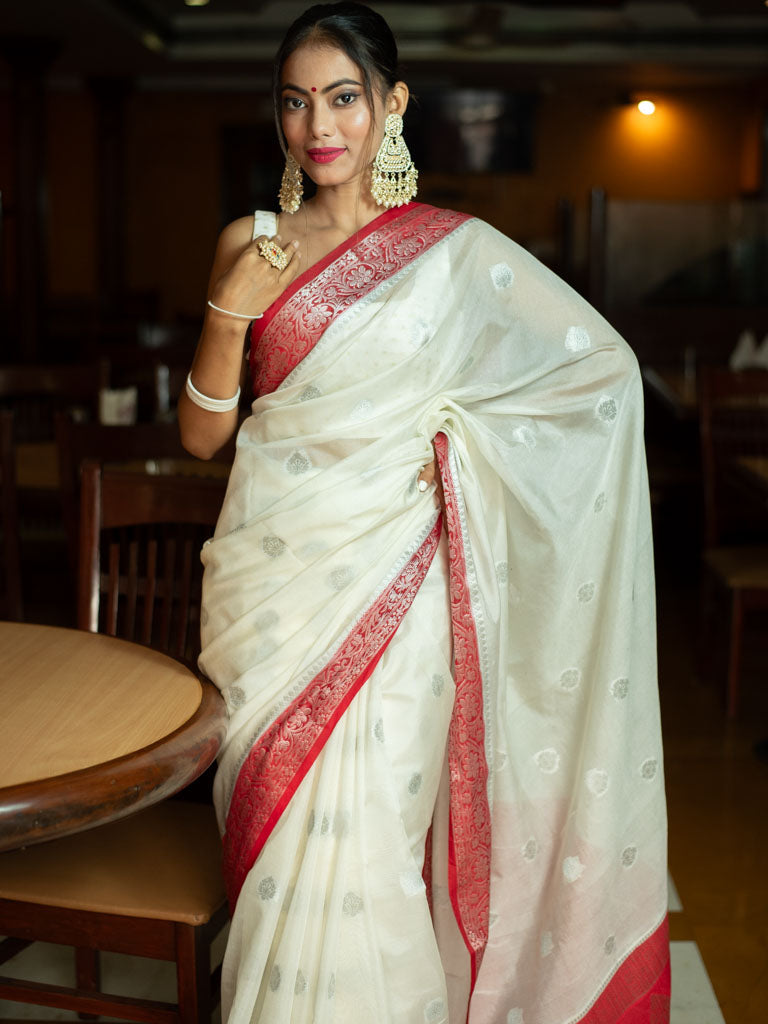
[199,203,669,1024]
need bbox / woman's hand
[210,234,301,319]
[418,456,445,511]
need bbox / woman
[179,4,669,1022]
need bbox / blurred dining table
[0,621,227,852]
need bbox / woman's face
[280,43,385,188]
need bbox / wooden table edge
[0,678,227,852]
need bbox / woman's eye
[335,92,359,106]
[284,96,305,110]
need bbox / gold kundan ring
[257,238,290,271]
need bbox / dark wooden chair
[699,366,768,717]
[0,410,23,620]
[78,461,227,660]
[0,462,230,1023]
[54,410,194,570]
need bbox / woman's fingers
[417,460,436,491]
[279,239,302,281]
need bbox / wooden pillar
[1,39,58,361]
[87,77,132,316]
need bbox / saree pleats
[220,535,455,1023]
[199,204,669,1023]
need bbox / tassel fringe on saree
[199,203,669,1024]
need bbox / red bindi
[311,87,317,92]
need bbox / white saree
[199,203,669,1024]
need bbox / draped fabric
[199,202,669,1024]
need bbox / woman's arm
[179,217,300,460]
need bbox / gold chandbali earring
[279,152,303,214]
[370,112,418,208]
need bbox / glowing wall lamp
[637,99,656,116]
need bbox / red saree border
[580,917,670,1024]
[249,203,472,397]
[433,432,491,1003]
[252,202,412,342]
[222,514,443,909]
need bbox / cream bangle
[207,299,263,321]
[185,372,241,413]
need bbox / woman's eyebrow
[281,78,363,95]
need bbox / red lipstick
[307,147,346,164]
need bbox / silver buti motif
[560,667,581,691]
[258,876,277,901]
[562,855,585,882]
[490,262,515,290]
[328,566,355,591]
[299,384,321,402]
[262,535,286,558]
[285,448,312,475]
[522,837,539,861]
[611,677,630,700]
[640,758,658,781]
[586,768,610,796]
[565,326,591,352]
[227,685,246,709]
[596,396,618,423]
[621,845,638,868]
[342,891,364,916]
[535,748,560,774]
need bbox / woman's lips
[307,148,346,164]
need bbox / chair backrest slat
[174,536,196,658]
[142,538,158,645]
[105,541,121,636]
[159,536,177,653]
[125,537,140,642]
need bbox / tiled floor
[2,489,766,1022]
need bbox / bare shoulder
[216,215,255,261]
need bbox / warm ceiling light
[185,0,210,7]
[637,100,656,116]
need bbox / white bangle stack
[185,372,241,413]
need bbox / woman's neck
[307,179,383,236]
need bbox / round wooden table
[0,622,228,851]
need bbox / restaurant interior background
[1,1,767,1022]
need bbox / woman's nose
[309,106,332,138]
